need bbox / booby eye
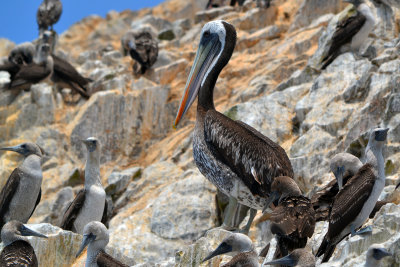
[21,144,27,149]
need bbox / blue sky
[0,0,165,44]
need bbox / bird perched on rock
[8,43,53,91]
[60,137,107,234]
[321,0,376,69]
[121,30,159,75]
[267,176,315,260]
[364,244,391,267]
[0,220,47,267]
[76,221,128,267]
[202,232,259,266]
[173,20,294,233]
[36,0,63,35]
[0,42,36,82]
[264,248,315,267]
[0,143,44,230]
[317,128,389,262]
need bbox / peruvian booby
[36,0,63,35]
[202,232,259,266]
[0,43,36,83]
[76,221,128,267]
[60,137,106,234]
[121,30,159,75]
[0,143,43,229]
[8,43,53,91]
[364,244,391,267]
[173,20,294,231]
[264,248,315,267]
[267,176,315,260]
[316,128,389,262]
[321,0,376,69]
[0,220,47,267]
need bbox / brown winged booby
[8,43,53,91]
[316,127,389,262]
[364,244,391,267]
[173,20,294,232]
[0,220,47,267]
[0,143,43,230]
[266,176,315,260]
[60,137,106,234]
[202,232,259,266]
[121,30,159,75]
[0,43,36,83]
[76,221,128,267]
[321,0,376,69]
[264,248,315,267]
[36,0,63,35]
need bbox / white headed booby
[76,221,128,267]
[173,20,294,231]
[202,232,259,266]
[9,43,53,91]
[60,137,106,234]
[264,248,315,267]
[0,220,47,267]
[321,0,376,69]
[267,176,315,260]
[121,30,159,75]
[316,128,389,263]
[36,0,63,35]
[0,143,43,229]
[364,244,391,267]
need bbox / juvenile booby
[76,221,128,267]
[364,244,391,267]
[173,20,294,231]
[0,43,36,83]
[264,248,315,267]
[0,220,47,267]
[60,137,106,234]
[321,0,376,69]
[202,232,258,266]
[267,176,315,260]
[121,30,159,75]
[36,0,63,35]
[9,43,53,91]
[0,143,43,230]
[316,128,389,262]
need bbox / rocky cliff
[0,0,399,266]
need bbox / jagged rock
[131,15,172,33]
[158,29,176,40]
[106,167,142,197]
[194,6,235,24]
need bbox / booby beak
[0,145,23,154]
[20,225,48,239]
[372,247,392,260]
[76,233,96,258]
[173,32,222,128]
[375,128,389,142]
[262,191,280,213]
[264,254,296,266]
[334,165,345,190]
[202,241,232,262]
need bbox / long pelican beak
[202,241,232,262]
[264,254,296,266]
[76,233,96,258]
[334,165,345,190]
[20,225,48,239]
[173,32,222,128]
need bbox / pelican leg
[221,196,238,230]
[240,208,257,234]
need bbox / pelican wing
[204,110,293,196]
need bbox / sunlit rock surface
[0,0,399,265]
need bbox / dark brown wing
[204,110,293,196]
[101,199,109,228]
[97,251,128,267]
[60,189,85,231]
[0,62,20,80]
[52,54,91,88]
[11,64,51,87]
[221,251,258,267]
[270,196,315,238]
[322,11,366,68]
[0,240,38,267]
[0,169,21,228]
[327,164,376,239]
[28,188,41,219]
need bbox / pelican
[173,20,293,231]
[0,220,47,267]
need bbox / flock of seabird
[0,0,398,266]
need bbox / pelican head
[174,20,237,127]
